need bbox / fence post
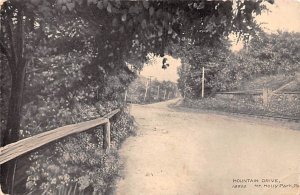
[201,67,205,98]
[143,81,149,102]
[103,121,111,150]
[124,90,127,103]
[263,88,272,107]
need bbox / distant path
[115,99,300,195]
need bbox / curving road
[115,99,300,195]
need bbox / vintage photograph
[0,0,299,194]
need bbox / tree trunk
[1,6,26,194]
[1,65,26,194]
[4,69,25,145]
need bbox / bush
[6,52,137,194]
[24,105,135,195]
[181,94,300,119]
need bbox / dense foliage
[182,93,300,119]
[8,29,135,194]
[237,31,300,76]
[177,31,300,98]
[1,0,273,194]
[176,39,233,98]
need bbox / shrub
[24,105,135,195]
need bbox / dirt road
[115,99,300,195]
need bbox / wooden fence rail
[0,109,120,165]
[216,90,300,95]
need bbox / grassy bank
[14,105,136,195]
[181,96,300,120]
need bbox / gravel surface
[115,99,300,195]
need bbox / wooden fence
[215,89,300,115]
[0,109,120,165]
[216,90,300,95]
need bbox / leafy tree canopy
[176,31,300,98]
[238,31,300,75]
[1,0,272,67]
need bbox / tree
[0,1,87,192]
[0,2,39,192]
[177,31,300,98]
[239,31,300,75]
[176,38,233,98]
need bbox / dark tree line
[177,31,300,98]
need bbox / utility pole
[148,76,154,102]
[157,85,160,100]
[183,83,186,98]
[201,67,205,98]
[143,80,149,102]
[183,63,187,99]
[163,89,167,100]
